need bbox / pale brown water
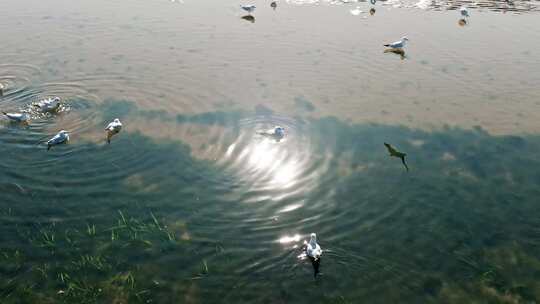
[1,0,540,137]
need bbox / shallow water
[1,0,540,303]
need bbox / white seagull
[105,118,123,144]
[350,6,363,16]
[34,97,61,113]
[384,36,409,49]
[241,4,256,14]
[306,233,322,261]
[47,130,69,151]
[460,6,469,17]
[258,126,285,139]
[3,111,30,123]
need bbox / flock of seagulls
[1,95,123,150]
[0,0,427,278]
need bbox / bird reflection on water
[241,15,255,23]
[384,48,406,60]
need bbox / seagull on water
[47,130,69,151]
[34,97,61,113]
[384,142,409,171]
[306,233,322,260]
[350,6,363,16]
[384,37,409,49]
[258,126,285,140]
[3,111,30,124]
[241,4,256,14]
[105,118,122,144]
[460,6,469,18]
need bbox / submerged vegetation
[0,211,183,303]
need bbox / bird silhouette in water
[384,142,409,171]
[241,15,255,23]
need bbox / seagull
[34,97,61,113]
[303,233,323,278]
[271,1,277,9]
[384,37,409,49]
[105,118,122,144]
[47,130,69,151]
[306,233,322,261]
[350,6,363,16]
[258,126,285,140]
[384,142,409,171]
[460,6,469,17]
[3,111,30,123]
[241,4,256,14]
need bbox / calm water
[1,0,540,303]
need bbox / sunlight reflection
[243,138,302,188]
[278,234,301,244]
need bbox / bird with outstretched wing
[384,142,409,171]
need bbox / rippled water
[1,0,540,302]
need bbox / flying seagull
[3,111,30,124]
[47,130,69,151]
[384,37,409,49]
[384,142,409,171]
[105,118,122,144]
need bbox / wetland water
[1,0,540,302]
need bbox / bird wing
[105,122,113,130]
[384,143,397,154]
[401,156,409,171]
[48,134,59,144]
[390,41,403,48]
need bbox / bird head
[402,37,409,42]
[59,130,68,135]
[310,233,317,244]
[53,97,61,102]
[114,118,121,123]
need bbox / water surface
[1,0,540,303]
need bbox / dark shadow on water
[241,15,255,23]
[309,256,321,278]
[384,48,406,60]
